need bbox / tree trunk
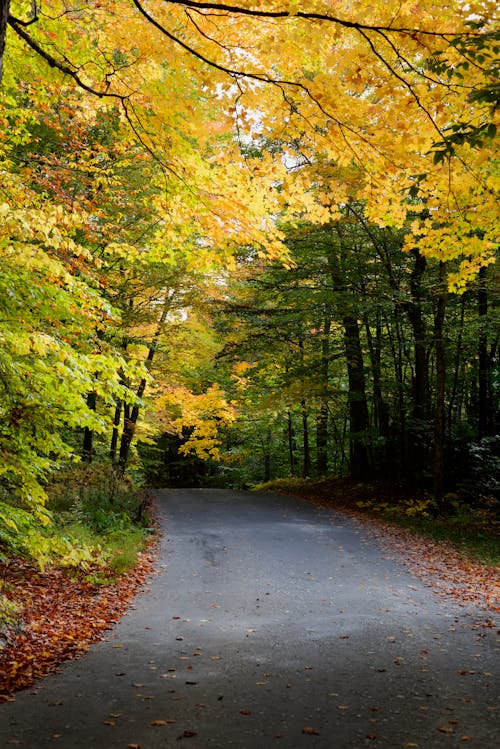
[316,403,329,475]
[287,411,297,475]
[0,0,10,85]
[328,229,371,481]
[82,391,97,463]
[316,315,331,475]
[301,399,311,477]
[478,267,490,437]
[110,399,122,462]
[343,313,371,480]
[117,297,170,472]
[405,248,429,480]
[433,262,448,500]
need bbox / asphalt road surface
[0,488,498,748]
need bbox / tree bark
[404,248,429,480]
[316,315,331,475]
[287,411,297,476]
[433,262,448,500]
[478,267,490,437]
[301,399,311,477]
[117,297,170,472]
[82,391,97,463]
[0,0,9,85]
[343,313,371,480]
[328,228,371,481]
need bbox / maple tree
[0,1,497,276]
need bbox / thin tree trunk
[433,262,448,500]
[448,295,466,431]
[287,411,297,476]
[404,248,429,480]
[343,314,371,480]
[118,297,170,472]
[316,403,329,475]
[328,230,371,481]
[301,398,311,477]
[478,267,490,437]
[82,391,97,463]
[110,399,122,462]
[263,428,272,482]
[316,315,331,475]
[0,0,10,85]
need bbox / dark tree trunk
[0,0,10,84]
[82,391,97,463]
[263,428,272,482]
[316,403,329,475]
[316,315,331,475]
[478,267,491,437]
[110,399,122,462]
[287,411,297,475]
[301,399,311,477]
[407,249,429,421]
[117,299,170,472]
[328,229,371,481]
[433,262,448,500]
[343,313,371,480]
[404,248,429,479]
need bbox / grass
[0,462,153,577]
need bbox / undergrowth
[0,462,152,577]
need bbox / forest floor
[0,479,498,704]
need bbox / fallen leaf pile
[0,544,156,702]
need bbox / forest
[0,0,498,589]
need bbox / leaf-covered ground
[0,545,156,703]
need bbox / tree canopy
[0,0,498,537]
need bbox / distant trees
[215,210,499,498]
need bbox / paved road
[0,488,498,748]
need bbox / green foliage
[0,595,21,630]
[0,462,150,574]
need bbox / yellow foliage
[157,385,237,460]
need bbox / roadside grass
[1,462,153,579]
[254,477,500,567]
[1,463,154,633]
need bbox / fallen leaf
[437,726,454,733]
[302,726,320,735]
[240,710,252,715]
[150,719,176,726]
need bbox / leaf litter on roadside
[0,546,156,701]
